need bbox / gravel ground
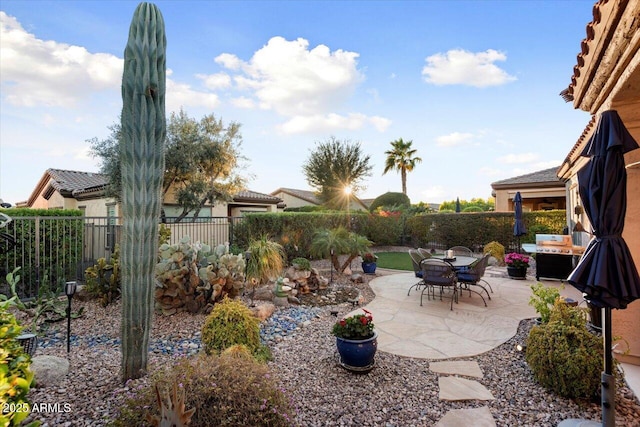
[18,254,640,426]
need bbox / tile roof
[233,190,282,204]
[47,169,108,196]
[491,167,563,188]
[271,187,321,205]
[42,169,280,204]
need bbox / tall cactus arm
[120,1,166,382]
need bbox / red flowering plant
[331,309,375,340]
[361,252,378,263]
[504,252,530,269]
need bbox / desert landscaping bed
[19,257,640,427]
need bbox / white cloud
[0,12,221,114]
[436,131,475,147]
[230,96,255,109]
[497,152,539,164]
[422,49,516,87]
[166,80,221,112]
[196,72,232,90]
[216,36,364,116]
[0,12,122,107]
[421,185,445,200]
[277,113,390,135]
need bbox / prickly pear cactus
[155,237,245,314]
[120,1,166,381]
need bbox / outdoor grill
[534,234,585,281]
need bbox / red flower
[339,320,346,327]
[360,317,368,325]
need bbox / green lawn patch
[374,252,413,271]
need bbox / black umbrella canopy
[568,110,640,310]
[513,192,527,237]
[566,110,640,427]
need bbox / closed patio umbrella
[513,192,526,253]
[455,197,461,213]
[566,110,640,426]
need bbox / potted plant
[361,252,378,274]
[504,252,530,279]
[331,308,377,372]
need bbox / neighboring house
[490,167,566,212]
[20,168,282,218]
[270,187,369,211]
[558,0,640,366]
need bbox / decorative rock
[350,273,364,283]
[273,296,289,307]
[287,296,301,305]
[253,286,274,301]
[251,302,276,321]
[31,356,70,388]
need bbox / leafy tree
[368,192,410,213]
[89,109,247,222]
[383,138,422,195]
[302,137,373,210]
[439,197,495,212]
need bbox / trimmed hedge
[232,210,566,258]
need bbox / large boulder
[31,355,69,388]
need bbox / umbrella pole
[602,307,615,426]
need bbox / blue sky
[0,0,594,206]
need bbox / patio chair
[407,249,427,296]
[417,248,432,259]
[420,259,458,310]
[456,254,492,306]
[448,246,473,257]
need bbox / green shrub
[291,257,311,271]
[483,241,505,264]
[526,301,602,398]
[528,282,562,323]
[0,299,35,426]
[84,246,121,307]
[201,298,270,362]
[112,352,295,427]
[369,192,410,212]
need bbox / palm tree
[383,138,422,195]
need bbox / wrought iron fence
[0,216,243,299]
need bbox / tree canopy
[383,138,422,195]
[302,137,373,210]
[439,197,495,212]
[89,109,248,221]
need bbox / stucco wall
[614,164,640,364]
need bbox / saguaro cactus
[120,2,166,381]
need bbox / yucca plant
[120,1,166,381]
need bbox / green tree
[89,109,247,222]
[439,197,495,212]
[383,138,422,195]
[302,136,373,210]
[120,2,166,382]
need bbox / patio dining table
[431,255,477,270]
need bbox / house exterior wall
[615,159,640,364]
[494,187,566,212]
[274,192,316,209]
[77,198,119,217]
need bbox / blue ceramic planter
[362,262,377,274]
[336,331,377,372]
